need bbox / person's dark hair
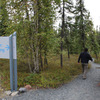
[84,48,88,52]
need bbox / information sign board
[0,37,9,59]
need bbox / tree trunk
[28,57,32,73]
[40,51,43,69]
[44,48,48,65]
[60,0,65,68]
[40,43,43,69]
[32,0,40,73]
[32,44,39,73]
[68,47,70,59]
[95,53,98,60]
[80,0,85,49]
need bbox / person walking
[78,48,92,79]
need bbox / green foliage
[54,0,61,6]
[0,0,8,36]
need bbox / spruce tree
[74,0,88,51]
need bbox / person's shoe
[83,76,86,80]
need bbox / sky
[54,0,100,30]
[84,0,100,29]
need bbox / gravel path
[5,62,100,100]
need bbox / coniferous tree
[64,0,74,58]
[74,0,89,51]
[57,0,74,67]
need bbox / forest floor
[3,62,100,100]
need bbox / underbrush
[94,59,100,64]
[92,54,100,64]
[0,54,83,90]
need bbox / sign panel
[0,37,10,59]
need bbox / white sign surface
[13,36,17,59]
[0,37,10,59]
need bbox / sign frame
[9,32,17,91]
[0,32,17,91]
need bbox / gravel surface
[4,62,100,100]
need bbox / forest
[0,0,100,89]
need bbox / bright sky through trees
[84,0,100,29]
[54,0,100,29]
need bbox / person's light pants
[82,63,88,78]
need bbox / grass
[0,54,85,90]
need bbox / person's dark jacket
[78,52,92,63]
